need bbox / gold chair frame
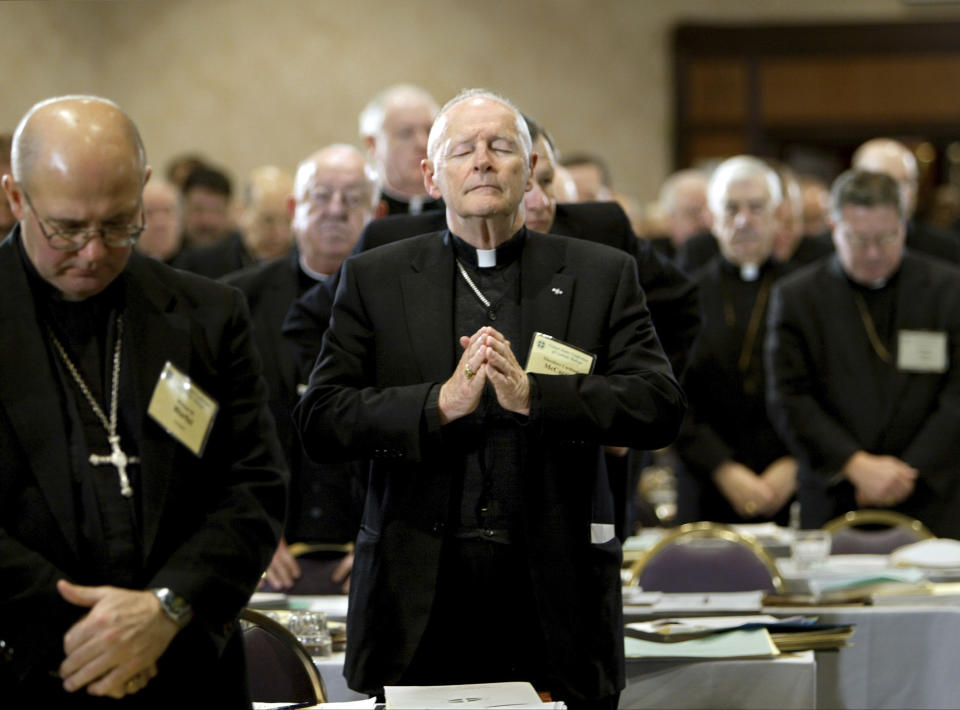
[628,521,785,593]
[241,608,327,705]
[823,509,935,537]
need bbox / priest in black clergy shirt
[295,89,685,710]
[226,144,378,593]
[0,96,286,705]
[767,170,960,535]
[359,84,443,216]
[674,156,797,525]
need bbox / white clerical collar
[477,248,497,268]
[740,262,760,282]
[299,255,333,282]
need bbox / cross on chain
[89,434,140,498]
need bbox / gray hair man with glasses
[766,169,960,536]
[225,143,379,595]
[0,95,286,704]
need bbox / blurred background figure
[181,165,236,249]
[853,137,960,263]
[552,163,579,203]
[359,83,439,215]
[0,133,14,235]
[136,178,184,263]
[649,168,711,260]
[238,165,295,262]
[674,156,797,525]
[165,152,208,190]
[560,151,614,202]
[799,175,831,238]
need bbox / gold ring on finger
[464,364,476,380]
[744,501,757,515]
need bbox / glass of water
[287,610,332,658]
[791,529,832,570]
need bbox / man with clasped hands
[296,89,685,710]
[0,96,286,705]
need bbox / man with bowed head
[296,89,685,709]
[0,95,286,705]
[767,169,960,534]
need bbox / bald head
[292,144,378,275]
[659,169,710,247]
[852,138,918,216]
[3,95,147,301]
[240,165,295,261]
[12,95,146,195]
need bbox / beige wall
[2,0,958,202]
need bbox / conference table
[250,535,960,710]
[251,593,816,709]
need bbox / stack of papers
[625,615,854,655]
[384,682,564,709]
[625,626,779,661]
[621,589,764,613]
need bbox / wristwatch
[151,587,194,628]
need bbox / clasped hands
[439,326,529,424]
[713,457,797,519]
[56,579,179,699]
[844,451,917,508]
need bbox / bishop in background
[0,96,286,706]
[296,89,685,709]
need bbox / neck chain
[456,258,502,321]
[722,274,773,374]
[47,313,139,498]
[853,292,893,363]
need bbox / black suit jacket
[172,231,257,280]
[766,252,960,534]
[225,255,361,544]
[353,202,701,378]
[674,257,793,524]
[295,230,685,698]
[0,227,287,701]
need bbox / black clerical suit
[0,226,287,705]
[225,253,362,547]
[295,229,685,704]
[675,257,793,524]
[766,251,960,535]
[353,201,701,380]
[305,201,699,540]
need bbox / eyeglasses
[23,190,145,251]
[841,232,902,250]
[304,187,373,212]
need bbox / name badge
[524,332,596,376]
[897,330,948,373]
[147,362,219,457]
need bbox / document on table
[624,628,780,661]
[385,681,562,708]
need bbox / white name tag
[591,523,616,544]
[524,332,596,376]
[147,362,219,457]
[897,330,948,373]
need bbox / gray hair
[707,155,782,216]
[12,94,146,188]
[426,89,533,168]
[358,84,439,139]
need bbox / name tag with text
[898,330,948,373]
[524,332,596,376]
[147,361,219,457]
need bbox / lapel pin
[551,287,563,295]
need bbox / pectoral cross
[89,434,139,498]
